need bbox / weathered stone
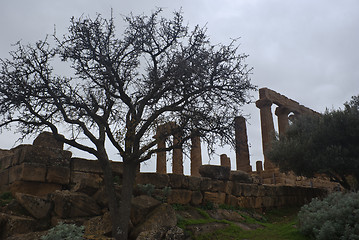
[51,190,101,218]
[0,169,9,186]
[187,176,201,191]
[256,161,263,172]
[167,189,192,205]
[225,194,239,207]
[235,116,252,172]
[131,195,161,226]
[10,181,62,197]
[186,222,230,237]
[33,132,64,150]
[135,173,169,189]
[0,153,14,170]
[84,211,112,237]
[71,158,102,174]
[71,171,102,185]
[46,165,70,184]
[137,226,185,240]
[14,193,52,219]
[220,154,231,167]
[203,192,226,205]
[191,191,203,206]
[230,170,253,183]
[168,174,187,189]
[130,204,177,239]
[9,163,46,183]
[199,165,230,180]
[4,231,47,240]
[224,181,233,194]
[210,180,226,192]
[72,177,101,196]
[190,135,202,177]
[0,213,38,239]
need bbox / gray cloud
[1,0,358,173]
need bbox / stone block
[203,192,226,205]
[168,174,187,189]
[225,194,239,207]
[71,158,102,174]
[191,191,203,206]
[72,177,101,196]
[135,173,169,189]
[14,193,52,219]
[131,195,161,226]
[10,181,62,197]
[199,165,231,180]
[71,171,102,185]
[9,163,47,183]
[0,169,9,186]
[47,165,70,184]
[211,180,226,192]
[0,154,14,170]
[51,190,102,218]
[33,132,64,149]
[187,176,201,191]
[224,181,233,194]
[230,170,253,183]
[84,211,112,237]
[167,189,192,205]
[232,183,258,197]
[200,177,213,191]
[0,213,38,239]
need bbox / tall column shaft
[190,135,202,177]
[235,116,252,172]
[256,99,276,170]
[172,134,183,175]
[156,138,167,174]
[220,154,231,167]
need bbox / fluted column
[156,126,167,174]
[235,116,252,172]
[275,106,291,136]
[190,134,202,177]
[256,98,276,170]
[220,154,231,167]
[172,133,183,175]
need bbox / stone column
[156,126,167,174]
[190,135,202,177]
[275,106,290,136]
[256,98,276,170]
[220,154,231,167]
[172,133,183,175]
[235,116,252,172]
[256,161,263,173]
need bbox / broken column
[220,154,231,168]
[190,134,202,177]
[275,106,290,136]
[256,98,276,170]
[235,116,252,172]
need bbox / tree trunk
[118,160,138,240]
[97,155,122,239]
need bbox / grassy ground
[177,206,309,240]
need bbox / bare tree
[0,9,255,239]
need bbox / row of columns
[155,115,253,176]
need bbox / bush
[41,223,84,240]
[298,192,359,240]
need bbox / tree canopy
[268,95,359,190]
[0,9,254,239]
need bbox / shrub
[41,223,84,240]
[298,192,359,240]
[137,184,155,197]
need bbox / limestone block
[135,173,169,189]
[232,183,258,197]
[0,169,9,186]
[71,158,102,174]
[225,194,239,207]
[210,180,226,192]
[10,181,62,197]
[46,165,70,184]
[130,204,177,240]
[167,189,192,205]
[237,197,251,208]
[72,177,102,196]
[207,208,245,222]
[263,185,276,196]
[200,177,213,191]
[0,154,14,171]
[199,165,231,180]
[9,163,46,183]
[191,191,203,206]
[203,192,226,205]
[0,213,38,239]
[168,173,188,189]
[131,195,161,226]
[84,211,112,237]
[261,196,275,208]
[51,190,102,218]
[33,132,64,149]
[14,193,52,219]
[230,170,253,183]
[224,181,233,195]
[187,176,201,191]
[71,171,102,185]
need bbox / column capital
[255,98,273,109]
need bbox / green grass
[0,192,13,207]
[178,207,309,240]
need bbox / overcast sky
[1,0,358,174]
